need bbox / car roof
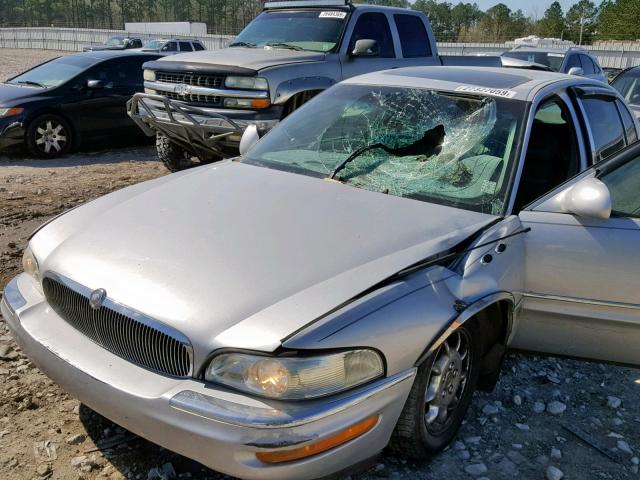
[69,51,163,61]
[343,66,604,102]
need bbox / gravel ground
[1,48,639,480]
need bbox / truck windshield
[502,51,565,71]
[8,56,92,88]
[242,84,526,215]
[231,10,348,53]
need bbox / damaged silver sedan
[3,66,640,480]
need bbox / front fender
[272,76,337,105]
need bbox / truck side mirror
[351,39,379,57]
[562,177,611,220]
[568,67,584,76]
[239,124,260,155]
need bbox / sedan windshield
[242,84,526,215]
[8,56,91,88]
[612,69,640,106]
[502,51,565,71]
[231,10,347,52]
[105,36,126,47]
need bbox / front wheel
[26,114,73,158]
[389,323,481,458]
[155,134,222,172]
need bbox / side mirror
[351,39,379,57]
[86,79,104,90]
[568,67,584,76]
[239,124,260,155]
[562,177,611,220]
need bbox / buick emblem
[174,83,192,96]
[89,288,107,310]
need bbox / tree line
[0,0,637,42]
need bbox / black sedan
[0,51,161,158]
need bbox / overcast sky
[470,0,579,16]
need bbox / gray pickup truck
[127,0,500,171]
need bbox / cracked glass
[243,84,526,215]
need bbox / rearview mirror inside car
[351,39,379,57]
[562,176,611,220]
[86,79,104,90]
[568,67,584,76]
[239,124,260,155]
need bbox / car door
[511,143,640,366]
[340,11,400,79]
[161,41,178,54]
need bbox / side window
[132,39,142,48]
[600,155,640,217]
[349,13,395,58]
[580,55,595,75]
[591,57,602,73]
[394,14,431,58]
[580,97,626,160]
[566,54,581,71]
[514,97,581,211]
[616,100,638,144]
[162,41,178,52]
[193,42,205,51]
[179,41,193,51]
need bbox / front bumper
[127,93,281,158]
[0,118,25,150]
[1,274,415,480]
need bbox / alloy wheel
[424,329,472,434]
[35,120,68,154]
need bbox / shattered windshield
[243,84,526,215]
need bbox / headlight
[143,70,156,82]
[22,246,40,280]
[223,98,271,109]
[0,107,24,117]
[225,76,268,90]
[205,349,384,399]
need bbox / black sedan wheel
[390,323,481,458]
[26,114,73,158]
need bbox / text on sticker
[455,86,517,98]
[319,11,347,19]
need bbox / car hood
[158,47,326,71]
[37,162,495,362]
[0,83,42,104]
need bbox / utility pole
[579,11,584,45]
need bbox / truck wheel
[389,322,481,458]
[156,134,194,172]
[26,114,73,159]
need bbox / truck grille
[163,90,222,105]
[42,277,192,378]
[157,71,224,89]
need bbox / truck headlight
[205,349,384,399]
[22,246,40,280]
[223,98,271,109]
[143,70,156,82]
[225,76,268,90]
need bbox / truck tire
[156,134,193,172]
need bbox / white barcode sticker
[455,85,517,98]
[319,11,347,19]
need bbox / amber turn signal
[255,415,378,464]
[251,99,271,109]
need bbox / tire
[389,322,482,458]
[155,133,193,172]
[26,114,73,158]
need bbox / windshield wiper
[229,41,257,48]
[329,124,446,179]
[266,42,304,51]
[13,80,47,88]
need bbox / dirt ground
[1,49,639,480]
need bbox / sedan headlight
[22,246,40,280]
[0,107,24,117]
[143,70,156,82]
[225,76,268,90]
[205,349,384,399]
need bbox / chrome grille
[156,71,224,88]
[43,277,192,378]
[162,90,221,105]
